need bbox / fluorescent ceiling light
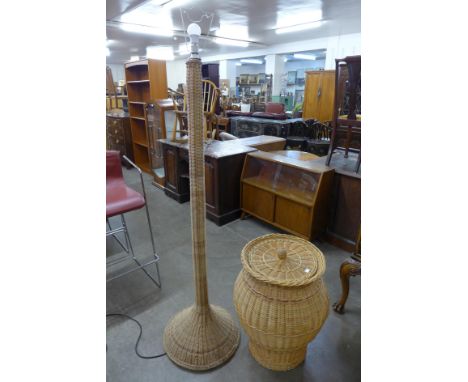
[121,23,173,37]
[275,9,323,34]
[284,57,288,62]
[106,47,110,56]
[293,53,317,60]
[214,22,250,47]
[130,56,140,61]
[213,37,249,47]
[235,62,242,66]
[240,59,263,65]
[276,21,323,34]
[146,46,174,61]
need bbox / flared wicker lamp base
[163,304,240,370]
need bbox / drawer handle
[116,139,119,143]
[115,130,118,134]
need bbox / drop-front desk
[159,135,286,225]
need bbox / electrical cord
[106,313,166,359]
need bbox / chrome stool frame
[106,155,161,288]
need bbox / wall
[107,64,125,82]
[166,59,187,90]
[236,63,266,76]
[284,59,325,71]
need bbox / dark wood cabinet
[159,136,285,225]
[202,63,219,87]
[160,139,256,225]
[315,151,361,252]
[106,110,134,167]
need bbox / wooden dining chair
[170,80,220,141]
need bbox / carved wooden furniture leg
[333,258,361,314]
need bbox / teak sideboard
[240,151,334,240]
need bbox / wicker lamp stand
[163,23,240,371]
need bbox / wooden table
[159,136,285,225]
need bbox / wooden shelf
[125,58,168,174]
[133,140,148,148]
[126,80,150,84]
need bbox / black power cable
[106,313,166,359]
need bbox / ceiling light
[130,56,140,61]
[240,59,263,65]
[121,23,173,37]
[235,62,242,66]
[275,21,323,34]
[106,47,110,56]
[213,37,249,47]
[284,57,288,62]
[293,53,317,60]
[146,46,174,61]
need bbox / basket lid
[240,234,326,287]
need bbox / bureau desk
[160,136,285,225]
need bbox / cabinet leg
[333,258,361,314]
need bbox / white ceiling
[106,0,361,64]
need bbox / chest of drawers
[106,111,134,167]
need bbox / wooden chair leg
[333,258,361,314]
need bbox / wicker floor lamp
[163,23,240,371]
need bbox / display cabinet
[146,98,174,189]
[240,151,334,240]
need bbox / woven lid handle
[277,248,287,261]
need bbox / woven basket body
[233,234,329,371]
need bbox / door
[317,71,336,122]
[302,72,321,120]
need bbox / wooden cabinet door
[317,71,336,122]
[204,160,216,209]
[164,147,177,191]
[302,72,321,120]
[303,71,336,122]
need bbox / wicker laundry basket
[233,233,329,371]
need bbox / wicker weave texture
[163,305,240,370]
[163,56,240,371]
[233,234,329,371]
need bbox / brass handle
[115,129,118,134]
[277,249,287,260]
[116,139,119,144]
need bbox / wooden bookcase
[124,59,168,173]
[240,151,334,240]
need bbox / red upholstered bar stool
[106,150,161,287]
